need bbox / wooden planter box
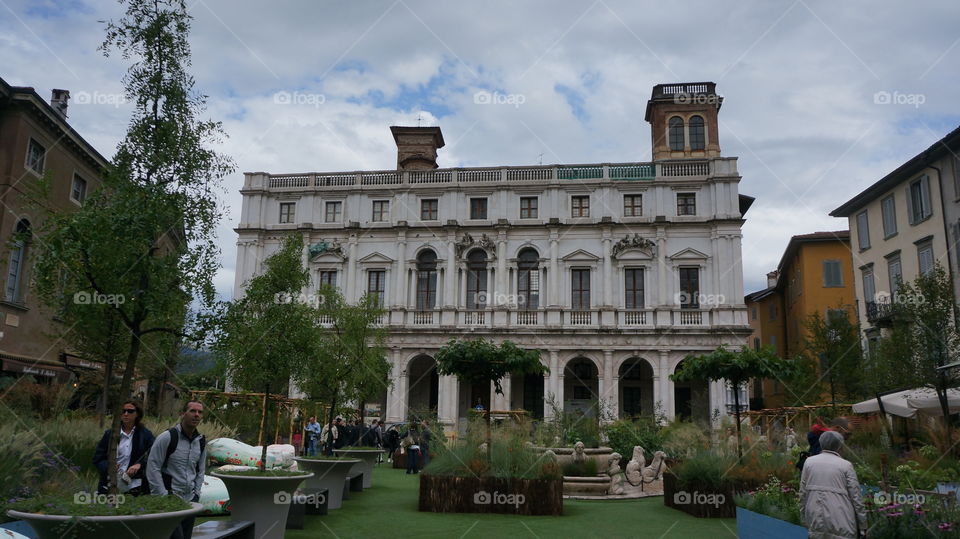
[736,507,807,538]
[662,473,741,518]
[418,474,563,516]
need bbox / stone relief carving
[309,239,344,259]
[612,234,656,258]
[455,232,497,259]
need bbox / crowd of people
[302,415,433,473]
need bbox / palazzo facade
[234,82,754,431]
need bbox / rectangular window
[856,211,870,250]
[677,193,696,216]
[470,198,488,220]
[678,267,699,308]
[770,335,777,349]
[367,270,386,307]
[881,195,897,238]
[416,268,437,310]
[372,200,389,222]
[822,260,843,287]
[420,199,438,220]
[624,194,642,217]
[520,197,538,219]
[26,139,45,174]
[319,270,337,288]
[768,302,777,321]
[571,196,590,218]
[571,269,591,309]
[908,176,932,224]
[279,202,295,224]
[71,174,87,204]
[751,307,758,320]
[624,268,644,309]
[325,201,342,223]
[918,243,934,275]
[888,256,902,297]
[862,269,876,305]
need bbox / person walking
[321,417,341,455]
[147,401,206,539]
[808,422,830,456]
[304,416,321,456]
[799,430,867,538]
[402,423,421,474]
[93,399,155,495]
[386,425,400,462]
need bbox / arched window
[689,115,705,150]
[668,116,684,151]
[5,220,30,302]
[517,248,540,310]
[465,249,488,309]
[416,250,437,310]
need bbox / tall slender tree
[30,0,231,493]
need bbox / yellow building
[745,231,856,409]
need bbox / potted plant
[333,447,386,489]
[291,456,361,510]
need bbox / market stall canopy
[852,387,960,418]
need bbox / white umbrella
[852,387,960,418]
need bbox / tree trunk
[260,382,270,471]
[326,392,339,456]
[733,381,743,459]
[98,357,114,429]
[107,328,143,495]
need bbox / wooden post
[258,392,268,447]
[274,397,282,443]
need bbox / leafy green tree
[800,306,866,411]
[29,0,230,494]
[435,339,547,455]
[671,345,794,458]
[295,287,389,447]
[214,234,317,469]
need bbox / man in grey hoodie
[147,400,206,539]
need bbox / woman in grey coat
[799,430,867,538]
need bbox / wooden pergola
[188,390,329,447]
[743,404,855,436]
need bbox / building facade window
[677,193,696,216]
[678,267,699,309]
[367,270,386,306]
[768,302,777,321]
[325,201,342,223]
[753,337,760,351]
[571,195,590,218]
[420,199,438,220]
[624,268,644,309]
[571,268,591,309]
[689,115,705,150]
[5,220,30,302]
[881,195,897,238]
[918,242,934,275]
[887,255,902,297]
[624,194,642,217]
[520,197,538,219]
[416,250,438,310]
[372,200,389,222]
[862,268,876,305]
[751,306,758,320]
[279,202,295,224]
[71,174,87,204]
[470,198,488,220]
[668,116,684,151]
[908,176,932,224]
[318,270,337,288]
[856,211,870,250]
[517,248,539,309]
[26,139,45,174]
[822,260,843,287]
[465,250,488,309]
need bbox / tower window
[668,117,684,151]
[689,115,705,150]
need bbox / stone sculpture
[625,446,645,485]
[612,234,656,258]
[606,452,624,495]
[572,441,587,464]
[642,450,668,481]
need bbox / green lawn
[273,465,737,539]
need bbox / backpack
[161,427,205,491]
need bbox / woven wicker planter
[418,474,563,516]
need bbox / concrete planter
[736,507,807,538]
[212,471,312,539]
[6,502,203,539]
[333,449,384,488]
[292,457,359,510]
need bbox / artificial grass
[277,464,737,538]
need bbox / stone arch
[563,356,600,417]
[406,354,438,418]
[618,357,655,418]
[672,358,710,424]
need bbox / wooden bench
[341,472,364,500]
[192,520,255,539]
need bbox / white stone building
[234,82,754,431]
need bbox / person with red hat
[807,421,830,456]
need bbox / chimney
[766,270,779,288]
[50,89,70,119]
[390,126,445,170]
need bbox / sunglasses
[121,409,137,414]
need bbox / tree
[800,306,866,411]
[435,339,547,456]
[295,287,389,448]
[671,345,794,458]
[214,234,317,469]
[29,0,230,494]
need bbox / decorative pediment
[667,247,709,261]
[561,249,601,262]
[455,232,497,260]
[309,239,345,261]
[358,252,394,264]
[612,234,656,258]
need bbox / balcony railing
[568,310,594,325]
[263,160,712,190]
[412,311,435,325]
[865,300,896,326]
[676,310,704,325]
[621,310,649,326]
[515,311,539,325]
[462,310,487,325]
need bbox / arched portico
[618,357,654,418]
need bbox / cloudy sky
[3,0,958,298]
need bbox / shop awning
[1,358,73,383]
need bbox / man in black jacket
[93,399,155,495]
